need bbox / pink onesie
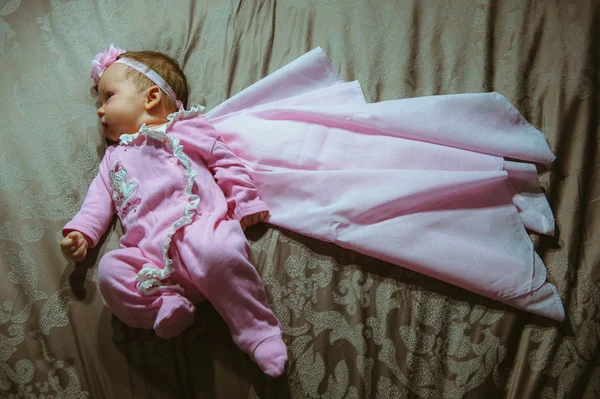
[63,108,282,357]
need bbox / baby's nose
[97,107,104,117]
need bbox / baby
[60,44,287,377]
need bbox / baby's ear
[145,85,162,110]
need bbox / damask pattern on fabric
[0,0,598,398]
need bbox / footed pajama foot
[153,294,195,339]
[253,335,288,377]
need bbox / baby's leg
[174,217,287,377]
[98,247,195,339]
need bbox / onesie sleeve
[207,137,269,220]
[62,147,116,247]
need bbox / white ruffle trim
[119,105,205,296]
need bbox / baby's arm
[178,117,268,227]
[61,148,116,261]
[207,137,269,223]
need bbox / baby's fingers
[60,237,74,249]
[254,213,266,224]
[71,245,87,262]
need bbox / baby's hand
[60,231,90,262]
[240,211,268,231]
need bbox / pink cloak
[204,47,564,321]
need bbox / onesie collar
[118,104,205,145]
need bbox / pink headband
[91,44,184,111]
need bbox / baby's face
[96,63,147,141]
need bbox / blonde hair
[116,51,189,110]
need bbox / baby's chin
[102,129,118,142]
[101,126,121,142]
[102,123,141,142]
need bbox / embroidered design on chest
[109,161,137,206]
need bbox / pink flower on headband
[90,44,125,84]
